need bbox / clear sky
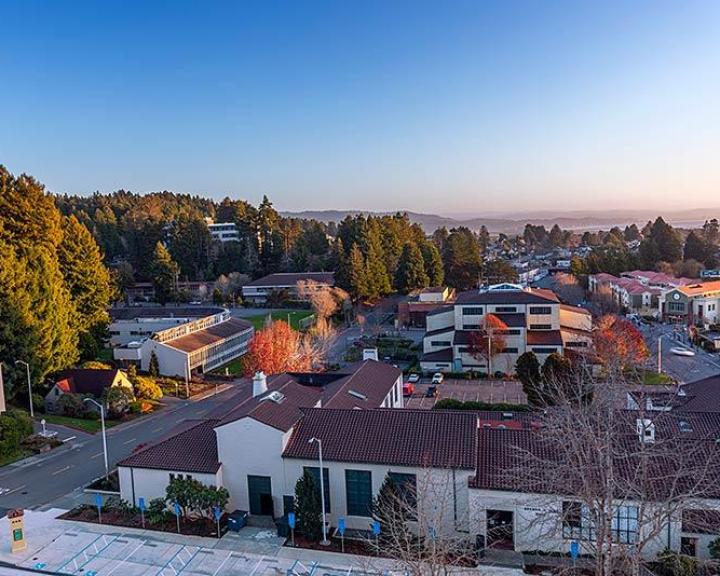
[1,0,719,214]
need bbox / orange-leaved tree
[467,313,508,373]
[592,315,649,371]
[243,320,313,376]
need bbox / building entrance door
[486,509,514,550]
[248,475,273,516]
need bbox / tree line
[0,166,115,405]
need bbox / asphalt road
[0,386,240,511]
[643,323,720,384]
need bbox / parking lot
[403,378,526,409]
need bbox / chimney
[363,348,379,361]
[253,371,268,397]
[637,418,655,444]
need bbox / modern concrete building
[207,222,240,243]
[112,307,254,378]
[419,283,593,375]
[242,272,335,305]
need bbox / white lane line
[151,427,164,433]
[52,465,72,476]
[122,437,137,445]
[91,452,104,459]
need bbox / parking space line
[104,539,147,576]
[212,551,233,576]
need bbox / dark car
[425,385,438,398]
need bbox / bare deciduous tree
[491,367,720,576]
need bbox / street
[643,322,720,384]
[0,386,241,511]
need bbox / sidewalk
[0,510,523,576]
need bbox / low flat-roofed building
[242,272,334,304]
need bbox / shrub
[295,469,322,541]
[104,387,135,418]
[82,361,112,370]
[128,400,142,414]
[134,376,163,401]
[0,410,34,455]
[147,498,169,526]
[58,393,87,418]
[148,352,160,377]
[433,398,530,412]
[710,537,720,559]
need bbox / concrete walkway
[0,510,522,576]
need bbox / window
[612,506,639,544]
[668,302,685,313]
[529,306,552,315]
[462,307,484,316]
[566,341,588,348]
[345,470,372,517]
[388,472,417,518]
[494,306,517,313]
[304,467,331,512]
[463,324,481,330]
[496,329,521,336]
[531,347,557,354]
[562,502,638,544]
[529,324,552,330]
[431,341,451,347]
[501,347,518,353]
[681,537,697,557]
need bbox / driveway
[404,378,526,409]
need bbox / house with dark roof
[241,272,335,304]
[44,369,133,414]
[420,283,593,374]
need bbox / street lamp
[657,334,664,374]
[14,360,33,418]
[308,437,330,545]
[84,398,109,479]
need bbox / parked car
[425,385,438,398]
[407,373,420,384]
[670,347,695,357]
[431,373,444,384]
[403,382,415,397]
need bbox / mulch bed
[59,506,226,538]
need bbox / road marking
[52,465,72,476]
[91,452,104,459]
[151,427,164,433]
[122,437,137,445]
[2,484,27,496]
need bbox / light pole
[84,398,109,479]
[657,334,664,374]
[309,437,330,545]
[15,360,33,418]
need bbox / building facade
[242,272,335,304]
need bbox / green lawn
[247,310,314,331]
[42,414,121,434]
[211,357,244,376]
[639,371,675,386]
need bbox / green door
[248,475,273,516]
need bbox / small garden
[61,476,230,538]
[345,335,420,363]
[246,310,315,331]
[0,409,61,466]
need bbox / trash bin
[227,510,248,532]
[475,534,486,559]
[275,515,290,538]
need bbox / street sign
[428,526,437,540]
[174,502,181,517]
[213,506,222,521]
[287,512,296,529]
[95,494,103,508]
[570,540,579,561]
[372,520,381,536]
[138,497,146,511]
[338,518,345,536]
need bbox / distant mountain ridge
[281,208,720,235]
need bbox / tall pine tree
[151,242,180,305]
[395,242,429,293]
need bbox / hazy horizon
[2,0,719,213]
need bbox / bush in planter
[654,549,698,576]
[147,498,169,526]
[294,469,322,541]
[58,393,87,418]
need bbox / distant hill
[281,208,720,235]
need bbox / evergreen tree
[421,242,444,286]
[372,474,411,548]
[548,224,564,247]
[148,351,160,377]
[442,227,482,291]
[58,215,115,353]
[623,224,641,242]
[295,469,322,541]
[348,244,369,300]
[151,242,180,304]
[395,243,429,293]
[516,352,542,406]
[684,231,708,264]
[169,215,212,280]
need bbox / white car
[431,372,444,384]
[670,347,695,357]
[406,373,420,384]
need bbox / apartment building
[420,283,592,375]
[207,221,240,243]
[589,270,693,315]
[660,280,720,326]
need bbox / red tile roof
[164,317,253,353]
[321,361,401,410]
[283,408,478,469]
[117,419,220,474]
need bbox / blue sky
[1,0,719,214]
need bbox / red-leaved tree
[243,320,313,376]
[592,314,649,370]
[467,313,508,374]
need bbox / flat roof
[164,317,253,353]
[245,272,335,288]
[110,306,225,321]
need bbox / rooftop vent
[261,391,285,404]
[252,371,268,397]
[501,412,513,421]
[637,418,655,444]
[348,390,368,401]
[678,421,693,433]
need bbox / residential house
[660,281,720,326]
[397,286,457,329]
[44,369,133,414]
